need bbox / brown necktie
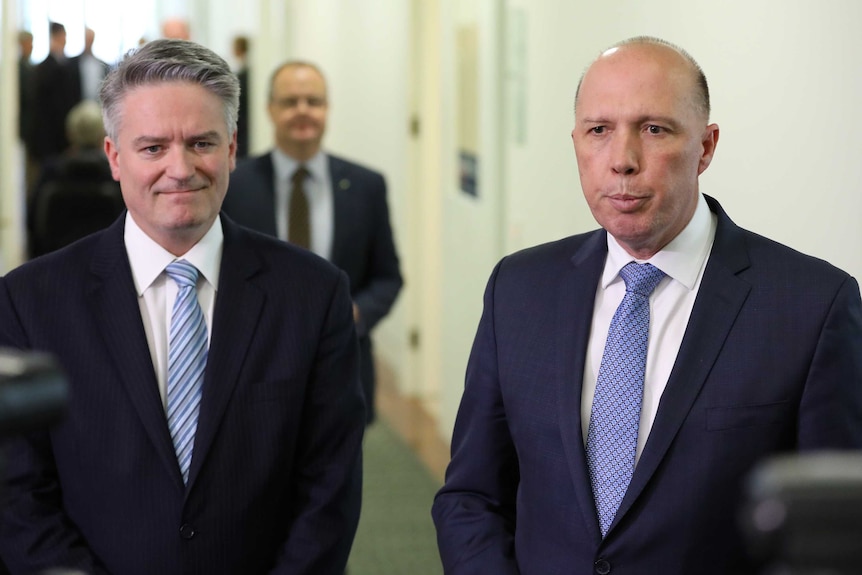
[288,167,310,249]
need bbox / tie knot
[166,260,199,288]
[292,166,309,185]
[619,262,665,297]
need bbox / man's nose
[165,147,196,180]
[610,130,640,175]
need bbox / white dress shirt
[271,149,334,259]
[78,53,104,102]
[581,193,717,462]
[124,213,223,408]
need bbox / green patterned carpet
[347,421,445,575]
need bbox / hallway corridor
[347,363,448,574]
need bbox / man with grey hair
[0,39,365,575]
[433,36,862,574]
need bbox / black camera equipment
[742,451,862,575]
[0,348,67,438]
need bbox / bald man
[161,18,190,40]
[432,36,862,574]
[223,61,402,425]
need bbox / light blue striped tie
[165,260,208,484]
[586,262,665,537]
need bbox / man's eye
[646,125,663,134]
[194,141,214,150]
[144,145,161,154]
[590,126,606,135]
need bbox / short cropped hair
[99,38,239,142]
[574,36,711,121]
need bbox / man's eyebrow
[130,131,223,147]
[188,130,223,142]
[577,115,682,126]
[131,135,169,147]
[577,116,611,124]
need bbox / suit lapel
[258,155,279,237]
[89,218,184,487]
[612,196,753,532]
[556,231,608,543]
[329,155,352,265]
[186,217,265,489]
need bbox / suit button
[179,523,196,539]
[595,559,611,575]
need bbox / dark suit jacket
[432,195,862,575]
[68,53,110,100]
[223,152,403,422]
[235,66,250,158]
[0,215,365,575]
[17,57,35,143]
[28,53,81,160]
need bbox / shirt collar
[272,148,327,185]
[125,212,224,295]
[602,193,716,290]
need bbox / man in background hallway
[17,30,37,193]
[232,35,251,159]
[17,31,34,149]
[223,60,403,424]
[28,22,79,164]
[70,27,111,103]
[433,36,862,574]
[161,17,191,40]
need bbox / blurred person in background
[70,27,111,103]
[161,17,191,40]
[27,100,123,257]
[17,30,38,193]
[28,22,80,164]
[223,60,403,425]
[233,35,251,158]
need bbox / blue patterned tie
[586,262,666,536]
[165,260,208,484]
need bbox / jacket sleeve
[351,173,403,338]
[431,262,521,574]
[269,271,366,575]
[797,275,862,448]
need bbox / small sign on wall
[457,24,479,199]
[459,150,478,198]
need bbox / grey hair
[574,35,710,120]
[99,38,240,141]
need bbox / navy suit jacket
[223,152,402,421]
[432,196,862,575]
[0,214,365,575]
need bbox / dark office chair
[30,151,125,257]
